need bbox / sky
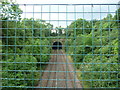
[14,0,120,28]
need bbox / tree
[67,9,119,87]
[67,18,92,36]
[1,0,51,88]
[55,26,64,35]
[1,0,22,20]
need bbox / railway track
[36,50,82,89]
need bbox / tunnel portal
[52,41,62,50]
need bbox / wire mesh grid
[1,3,120,89]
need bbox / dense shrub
[1,0,52,87]
[2,55,40,86]
[67,11,119,87]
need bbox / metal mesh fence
[1,3,120,89]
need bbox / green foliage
[19,18,53,37]
[2,55,40,86]
[2,0,51,88]
[1,0,23,20]
[67,18,92,36]
[50,26,64,36]
[67,9,119,87]
[56,26,64,35]
[114,8,120,23]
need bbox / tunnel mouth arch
[52,41,62,50]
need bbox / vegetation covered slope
[66,9,120,87]
[1,0,52,87]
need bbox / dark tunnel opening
[52,41,62,50]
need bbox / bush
[2,55,40,86]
